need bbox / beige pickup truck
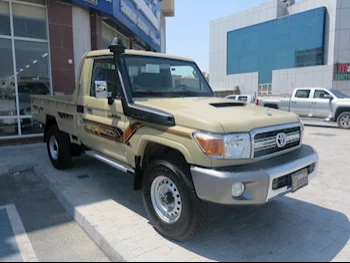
[31,38,319,241]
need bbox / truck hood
[135,97,300,133]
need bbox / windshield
[123,55,214,98]
[329,89,350,99]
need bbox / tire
[46,125,72,169]
[337,112,350,129]
[142,154,208,242]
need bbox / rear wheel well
[264,104,279,109]
[44,116,57,142]
[134,142,188,191]
[335,107,350,121]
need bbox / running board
[85,150,135,174]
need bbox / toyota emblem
[276,133,287,148]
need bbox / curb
[32,166,125,262]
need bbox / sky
[166,0,301,73]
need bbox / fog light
[232,182,245,198]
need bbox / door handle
[292,101,297,104]
[108,114,121,120]
[87,108,93,113]
[312,101,317,104]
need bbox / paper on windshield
[145,64,160,74]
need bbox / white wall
[272,65,334,94]
[72,6,91,81]
[209,0,287,92]
[210,72,259,96]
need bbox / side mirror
[324,94,333,100]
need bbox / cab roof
[85,49,194,62]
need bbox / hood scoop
[210,102,245,108]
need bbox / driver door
[76,57,128,163]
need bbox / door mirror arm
[108,96,115,105]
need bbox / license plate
[292,169,309,193]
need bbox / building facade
[0,0,174,141]
[210,0,350,98]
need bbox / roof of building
[86,49,194,62]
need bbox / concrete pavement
[0,171,110,262]
[0,126,350,262]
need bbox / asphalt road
[0,171,110,262]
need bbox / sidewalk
[1,128,350,262]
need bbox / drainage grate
[77,174,89,179]
[310,133,336,137]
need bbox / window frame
[294,89,311,99]
[90,57,120,99]
[313,89,331,99]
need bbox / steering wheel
[174,84,189,90]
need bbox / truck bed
[31,94,78,136]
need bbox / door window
[238,96,248,102]
[314,90,330,99]
[90,58,119,99]
[295,89,311,99]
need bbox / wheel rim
[340,115,350,128]
[49,135,59,160]
[150,176,182,224]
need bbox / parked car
[225,94,255,103]
[31,38,319,241]
[256,87,350,129]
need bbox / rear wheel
[142,154,208,241]
[46,125,72,169]
[337,112,350,129]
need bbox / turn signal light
[195,135,224,156]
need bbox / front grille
[253,125,301,158]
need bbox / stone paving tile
[1,127,350,262]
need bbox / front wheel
[142,157,208,241]
[337,112,350,129]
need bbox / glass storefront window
[0,39,17,117]
[0,1,10,36]
[21,118,43,135]
[0,118,18,136]
[12,3,47,39]
[15,40,50,116]
[102,22,130,49]
[0,1,50,138]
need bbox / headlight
[224,133,251,159]
[193,132,251,159]
[296,116,304,140]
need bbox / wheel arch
[334,107,350,121]
[133,137,193,191]
[44,115,57,142]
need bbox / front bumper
[191,145,319,205]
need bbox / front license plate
[292,169,309,193]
